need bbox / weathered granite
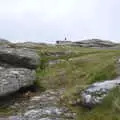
[0,47,40,69]
[81,77,120,107]
[0,67,36,96]
[73,39,117,47]
[3,89,75,120]
[0,44,40,96]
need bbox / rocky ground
[56,39,119,48]
[0,40,76,120]
[0,89,76,120]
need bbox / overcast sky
[0,0,119,43]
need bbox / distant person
[64,37,67,41]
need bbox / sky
[0,0,119,43]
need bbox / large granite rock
[0,67,35,96]
[0,44,40,96]
[0,47,40,69]
[81,77,120,107]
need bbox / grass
[35,45,120,120]
[36,47,119,89]
[0,44,120,119]
[76,87,120,120]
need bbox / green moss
[0,107,14,116]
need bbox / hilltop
[56,39,119,48]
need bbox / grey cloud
[0,0,119,43]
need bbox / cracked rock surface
[81,77,120,107]
[0,46,40,96]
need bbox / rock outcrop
[0,38,10,44]
[0,67,35,96]
[56,39,118,48]
[0,45,40,96]
[81,77,120,107]
[0,47,40,69]
[14,42,47,48]
[73,39,117,47]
